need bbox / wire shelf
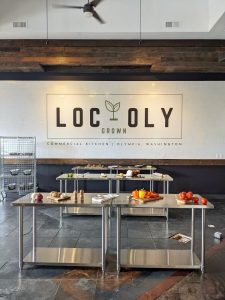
[0,136,36,196]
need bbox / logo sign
[105,100,120,121]
[46,94,182,139]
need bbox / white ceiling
[0,0,225,39]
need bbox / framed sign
[47,94,182,140]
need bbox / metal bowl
[10,169,19,176]
[23,169,32,175]
[8,183,16,190]
[27,183,34,189]
[19,184,25,190]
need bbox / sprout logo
[105,100,120,121]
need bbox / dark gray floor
[0,194,225,299]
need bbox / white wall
[142,0,208,33]
[0,0,224,39]
[0,0,46,39]
[209,0,225,29]
[0,80,225,159]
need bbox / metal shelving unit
[0,136,36,197]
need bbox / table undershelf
[121,208,167,216]
[120,249,201,269]
[63,207,167,217]
[23,247,102,267]
[63,207,102,215]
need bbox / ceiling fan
[54,0,105,24]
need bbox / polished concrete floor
[0,194,225,299]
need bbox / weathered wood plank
[0,39,225,72]
[36,158,225,166]
[0,62,44,72]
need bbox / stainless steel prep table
[56,173,173,217]
[112,193,214,273]
[72,165,157,191]
[57,173,172,195]
[12,193,112,272]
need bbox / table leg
[116,179,120,194]
[32,207,36,261]
[59,180,62,193]
[19,206,23,271]
[165,208,169,221]
[165,181,169,220]
[191,208,195,265]
[116,206,121,274]
[59,207,63,228]
[64,181,68,213]
[150,180,153,191]
[76,170,79,191]
[108,180,112,218]
[149,170,152,191]
[104,206,108,254]
[201,209,206,273]
[102,207,106,273]
[65,181,67,193]
[109,179,112,193]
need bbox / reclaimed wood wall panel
[0,39,225,72]
[36,158,225,166]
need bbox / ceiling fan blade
[92,10,105,24]
[91,0,104,7]
[53,4,83,9]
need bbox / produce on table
[177,191,201,205]
[193,196,199,204]
[132,190,139,198]
[201,197,208,205]
[132,189,159,199]
[138,189,146,199]
[34,193,43,203]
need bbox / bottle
[79,189,84,202]
[73,190,78,203]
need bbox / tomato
[201,197,208,205]
[193,196,199,204]
[132,190,139,199]
[186,191,193,199]
[179,192,187,200]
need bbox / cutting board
[131,196,163,204]
[47,195,71,202]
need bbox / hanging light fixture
[83,3,93,17]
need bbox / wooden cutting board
[47,195,71,202]
[131,196,163,204]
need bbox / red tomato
[186,191,193,199]
[193,196,199,204]
[201,198,208,205]
[179,192,187,200]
